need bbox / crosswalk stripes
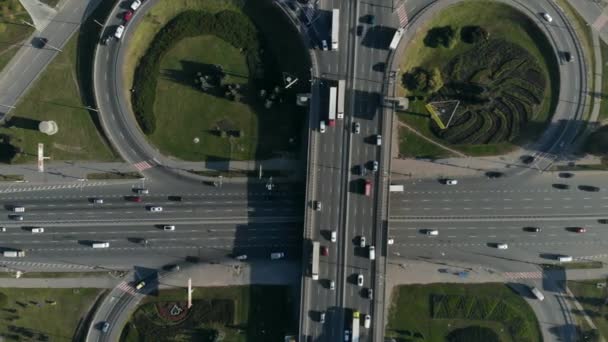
[0,182,109,193]
[0,260,96,269]
[133,161,152,171]
[396,3,408,27]
[116,281,137,296]
[503,271,544,280]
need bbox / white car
[359,236,366,248]
[369,246,375,260]
[130,0,142,11]
[330,280,335,290]
[235,254,248,261]
[387,238,394,245]
[136,188,149,194]
[93,198,104,204]
[114,25,125,39]
[376,134,382,146]
[354,122,361,134]
[426,229,439,236]
[372,160,378,172]
[321,40,328,51]
[367,288,373,300]
[331,230,337,243]
[31,227,44,233]
[446,179,458,185]
[497,243,509,250]
[320,120,326,133]
[149,206,163,212]
[344,330,350,341]
[357,274,364,286]
[541,12,552,22]
[0,227,5,232]
[163,225,175,231]
[364,314,371,329]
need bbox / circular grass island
[129,1,310,161]
[397,1,559,157]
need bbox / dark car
[564,51,573,62]
[553,183,570,190]
[128,196,142,202]
[168,195,182,201]
[368,15,375,25]
[37,37,48,48]
[598,219,608,224]
[485,171,504,179]
[558,172,574,178]
[356,25,363,36]
[524,227,542,232]
[579,185,600,192]
[521,155,535,164]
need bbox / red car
[130,196,142,202]
[321,246,329,256]
[123,10,134,22]
[575,227,586,233]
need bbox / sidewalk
[0,261,301,288]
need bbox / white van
[531,287,544,301]
[369,246,375,260]
[497,243,508,250]
[114,25,125,39]
[558,255,573,262]
[92,242,110,248]
[426,229,439,236]
[12,206,25,213]
[320,120,326,133]
[270,252,285,260]
[31,227,44,233]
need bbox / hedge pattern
[432,294,536,342]
[132,10,259,134]
[429,38,547,145]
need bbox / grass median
[121,285,296,342]
[387,283,542,342]
[396,0,559,158]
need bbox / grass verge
[86,172,142,180]
[121,285,296,342]
[0,288,101,341]
[0,174,23,181]
[0,0,119,163]
[568,279,608,340]
[189,169,293,178]
[600,40,608,122]
[387,283,542,342]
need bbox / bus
[331,9,339,50]
[311,241,320,280]
[337,80,345,119]
[389,27,405,50]
[352,311,360,342]
[328,87,337,126]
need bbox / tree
[585,125,608,156]
[461,26,489,44]
[428,68,444,93]
[424,26,457,48]
[403,67,430,92]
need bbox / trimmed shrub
[461,26,489,44]
[585,125,608,156]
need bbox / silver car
[354,122,360,134]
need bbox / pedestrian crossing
[116,281,137,296]
[0,260,96,270]
[396,3,408,27]
[504,271,544,280]
[133,161,153,171]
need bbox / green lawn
[0,1,118,163]
[387,283,542,342]
[0,288,101,341]
[568,279,608,339]
[121,285,296,342]
[396,0,559,158]
[123,0,237,93]
[0,0,34,72]
[398,126,454,158]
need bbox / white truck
[389,184,404,192]
[331,9,340,50]
[3,250,25,257]
[389,28,405,50]
[92,242,110,248]
[311,241,320,280]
